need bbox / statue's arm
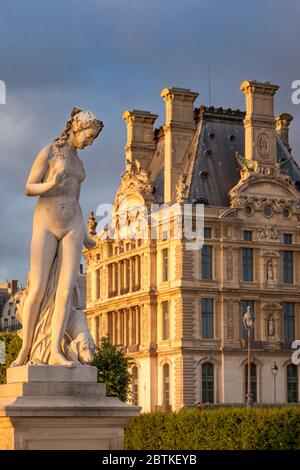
[25,145,61,196]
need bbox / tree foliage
[92,336,134,402]
[0,332,22,384]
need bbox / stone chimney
[122,110,158,171]
[240,80,279,168]
[10,280,18,295]
[160,87,198,203]
[276,113,293,152]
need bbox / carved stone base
[0,365,140,450]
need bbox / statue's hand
[84,233,97,249]
[53,169,65,186]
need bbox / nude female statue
[12,107,103,367]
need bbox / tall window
[96,268,101,299]
[201,245,213,280]
[162,301,169,340]
[287,364,298,403]
[243,248,253,281]
[202,362,214,403]
[283,302,295,345]
[240,300,255,341]
[132,367,139,405]
[244,363,257,403]
[201,298,214,339]
[283,250,293,284]
[163,364,170,407]
[162,248,169,282]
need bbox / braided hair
[54,107,82,147]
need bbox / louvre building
[84,80,300,411]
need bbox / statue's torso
[34,143,86,237]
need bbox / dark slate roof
[152,106,300,206]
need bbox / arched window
[244,363,257,403]
[163,364,170,407]
[131,366,138,405]
[202,362,214,403]
[287,364,298,403]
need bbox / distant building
[0,280,21,331]
[84,81,300,411]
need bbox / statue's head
[56,106,103,148]
[71,107,103,149]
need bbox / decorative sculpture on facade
[12,107,103,367]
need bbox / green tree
[0,332,22,384]
[92,336,134,402]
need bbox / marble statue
[267,314,275,337]
[266,259,274,281]
[12,107,103,367]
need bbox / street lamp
[271,361,279,405]
[243,305,255,407]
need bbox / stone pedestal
[0,365,141,450]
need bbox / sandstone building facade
[84,81,300,411]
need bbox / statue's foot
[49,352,75,368]
[11,348,29,367]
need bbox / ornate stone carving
[257,132,270,158]
[175,174,189,203]
[117,159,153,196]
[266,259,275,284]
[88,211,97,236]
[258,225,279,240]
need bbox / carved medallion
[257,132,270,158]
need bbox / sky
[0,0,300,284]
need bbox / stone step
[0,381,106,398]
[7,364,97,384]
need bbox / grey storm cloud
[0,0,300,282]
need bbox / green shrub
[0,332,22,384]
[91,336,133,402]
[125,407,300,450]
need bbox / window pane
[287,364,298,403]
[202,299,213,339]
[162,301,169,340]
[283,251,293,284]
[162,248,169,282]
[202,362,214,403]
[243,248,253,281]
[243,231,252,241]
[283,303,295,345]
[284,234,292,245]
[204,227,212,239]
[163,364,170,406]
[202,245,212,280]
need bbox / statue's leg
[49,226,84,367]
[11,228,58,367]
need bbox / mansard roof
[150,105,300,207]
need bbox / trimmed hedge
[125,407,300,450]
[0,332,22,384]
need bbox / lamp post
[271,361,279,405]
[243,305,255,407]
